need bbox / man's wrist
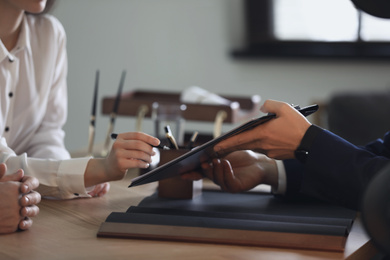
[294,125,322,163]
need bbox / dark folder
[98,191,355,251]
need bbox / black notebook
[98,191,355,251]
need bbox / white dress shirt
[0,14,91,199]
[273,160,287,194]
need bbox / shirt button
[8,57,14,62]
[8,92,13,98]
[5,127,9,132]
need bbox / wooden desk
[0,170,377,260]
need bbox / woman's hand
[84,132,160,188]
[0,163,41,233]
[88,182,110,197]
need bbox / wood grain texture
[0,170,377,260]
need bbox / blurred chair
[312,90,390,146]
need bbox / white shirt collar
[16,14,32,55]
[0,36,10,63]
[0,14,31,63]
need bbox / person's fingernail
[20,220,26,229]
[22,184,29,192]
[144,163,150,169]
[24,196,30,204]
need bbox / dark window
[232,0,390,59]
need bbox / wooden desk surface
[0,170,377,260]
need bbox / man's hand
[181,150,278,193]
[214,100,311,160]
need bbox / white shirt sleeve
[0,137,92,199]
[272,160,287,195]
[0,15,93,200]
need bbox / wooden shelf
[101,90,261,123]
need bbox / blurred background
[50,0,390,152]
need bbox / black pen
[110,133,170,150]
[164,125,179,150]
[87,70,99,156]
[101,70,126,156]
[297,104,319,117]
[267,104,319,117]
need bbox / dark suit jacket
[284,126,390,210]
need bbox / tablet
[129,104,319,187]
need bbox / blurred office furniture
[312,89,390,146]
[101,89,262,146]
[362,163,390,257]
